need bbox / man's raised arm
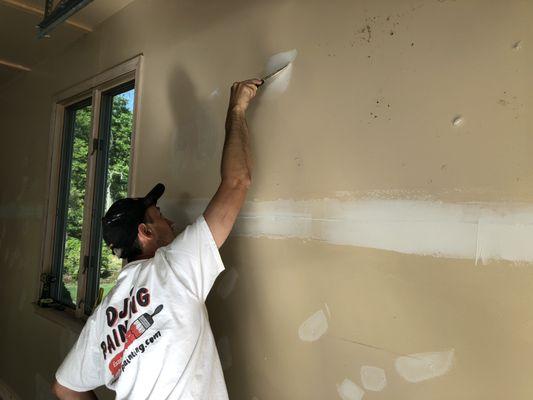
[203,78,262,247]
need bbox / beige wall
[1,0,533,398]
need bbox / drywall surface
[1,0,533,398]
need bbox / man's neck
[130,252,155,262]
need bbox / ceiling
[0,0,136,89]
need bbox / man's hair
[123,211,154,262]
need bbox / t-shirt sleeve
[55,316,104,392]
[163,215,225,301]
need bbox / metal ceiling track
[37,0,93,38]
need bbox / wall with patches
[1,0,532,398]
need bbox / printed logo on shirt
[98,287,164,376]
[108,304,164,376]
[119,329,162,373]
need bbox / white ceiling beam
[0,0,92,32]
[0,58,31,71]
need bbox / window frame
[51,98,93,307]
[85,80,136,315]
[40,55,143,319]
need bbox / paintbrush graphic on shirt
[109,304,163,376]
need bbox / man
[51,78,263,399]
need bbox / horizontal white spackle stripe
[164,198,533,264]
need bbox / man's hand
[204,78,260,248]
[228,79,263,112]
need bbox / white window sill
[33,303,85,334]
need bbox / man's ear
[138,223,152,240]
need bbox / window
[42,56,142,317]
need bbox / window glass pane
[61,104,91,305]
[99,88,135,298]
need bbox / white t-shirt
[56,216,228,400]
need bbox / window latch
[91,138,102,155]
[83,255,90,274]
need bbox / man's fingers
[244,83,258,94]
[235,79,263,88]
[234,82,259,98]
[228,79,262,110]
[244,78,263,86]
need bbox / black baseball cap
[102,183,165,259]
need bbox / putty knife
[258,62,291,86]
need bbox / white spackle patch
[298,309,328,342]
[336,378,365,400]
[360,365,387,391]
[261,49,298,98]
[235,199,533,264]
[452,115,464,126]
[165,197,533,264]
[217,336,233,371]
[395,349,455,383]
[324,302,331,318]
[208,88,220,99]
[335,191,354,199]
[217,268,239,299]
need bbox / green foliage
[61,105,91,296]
[108,95,133,203]
[100,241,122,280]
[63,236,81,281]
[66,107,91,240]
